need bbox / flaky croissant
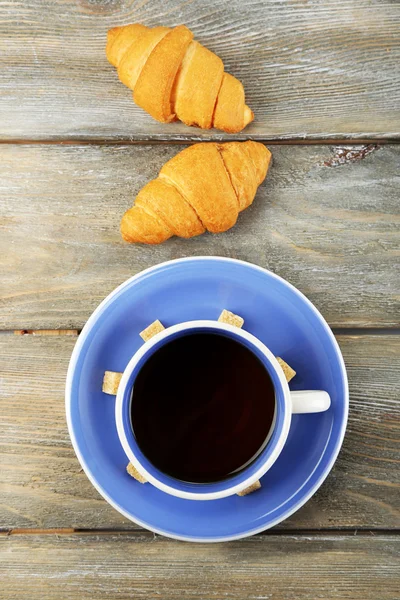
[121,141,272,244]
[106,24,253,133]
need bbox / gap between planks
[1,528,399,538]
[3,329,400,337]
[0,138,399,146]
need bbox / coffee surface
[131,332,275,483]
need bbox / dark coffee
[131,332,275,483]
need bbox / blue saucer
[66,257,348,542]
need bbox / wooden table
[1,1,399,598]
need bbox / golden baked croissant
[106,24,253,133]
[121,141,272,244]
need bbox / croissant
[106,24,254,133]
[120,141,272,244]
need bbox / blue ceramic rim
[65,256,349,542]
[116,323,288,499]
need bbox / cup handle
[290,390,331,414]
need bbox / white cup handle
[290,390,331,414]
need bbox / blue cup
[116,320,330,500]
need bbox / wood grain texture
[1,143,399,329]
[1,334,399,531]
[13,330,79,336]
[0,0,399,141]
[1,533,399,600]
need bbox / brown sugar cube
[102,370,123,395]
[126,462,147,484]
[237,480,261,496]
[276,357,296,383]
[140,319,165,342]
[218,309,244,329]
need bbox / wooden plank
[0,334,398,531]
[14,330,79,336]
[0,0,399,141]
[1,143,399,329]
[0,533,399,600]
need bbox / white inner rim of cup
[128,331,278,479]
[116,320,292,501]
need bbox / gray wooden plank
[0,334,398,531]
[1,144,399,329]
[0,532,399,600]
[1,0,399,140]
